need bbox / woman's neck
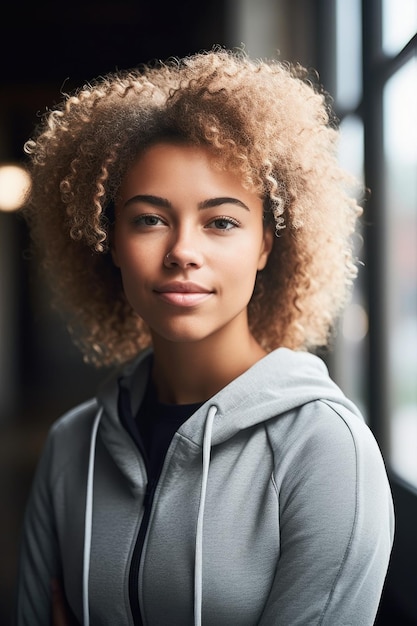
[150,330,267,405]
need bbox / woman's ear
[257,224,274,271]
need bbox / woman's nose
[163,230,204,269]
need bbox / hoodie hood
[97,346,363,449]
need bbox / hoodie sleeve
[259,400,394,626]
[14,400,99,626]
[14,427,60,626]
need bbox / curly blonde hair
[23,47,362,367]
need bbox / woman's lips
[154,282,213,307]
[156,291,213,306]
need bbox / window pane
[382,0,417,55]
[383,57,417,487]
[333,115,368,417]
[335,0,362,109]
[338,115,364,182]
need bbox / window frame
[316,0,417,621]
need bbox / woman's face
[112,142,273,347]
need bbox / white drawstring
[194,405,217,626]
[82,407,103,626]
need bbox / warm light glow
[0,164,31,212]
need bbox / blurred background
[0,0,416,623]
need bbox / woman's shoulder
[266,396,386,480]
[38,398,100,474]
[50,397,99,437]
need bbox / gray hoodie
[15,347,394,625]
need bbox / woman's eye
[208,217,240,231]
[133,214,164,227]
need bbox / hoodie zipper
[129,477,158,626]
[118,377,207,625]
[118,381,150,625]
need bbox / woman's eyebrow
[123,194,250,211]
[123,194,171,208]
[198,197,250,211]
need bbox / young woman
[15,48,394,625]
